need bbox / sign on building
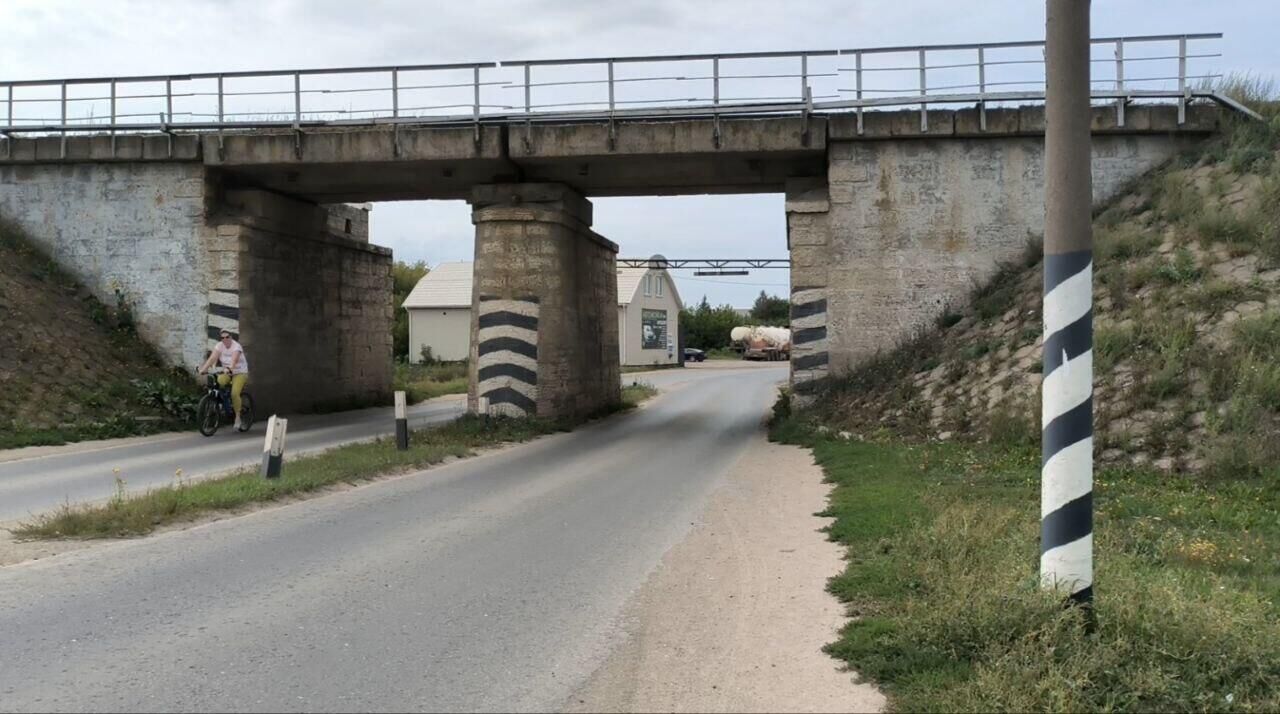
[641,309,668,349]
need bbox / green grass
[771,417,1280,712]
[394,361,469,403]
[12,385,659,540]
[0,415,184,451]
[621,381,658,405]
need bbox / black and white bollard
[394,390,409,451]
[1042,0,1093,608]
[261,414,288,479]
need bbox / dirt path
[565,429,884,713]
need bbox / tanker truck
[730,325,791,361]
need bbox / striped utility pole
[1042,0,1094,607]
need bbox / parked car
[683,347,707,362]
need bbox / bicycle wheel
[197,395,220,437]
[237,393,256,432]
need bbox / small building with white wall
[402,261,473,362]
[615,266,683,367]
[403,262,682,367]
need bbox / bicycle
[197,370,256,437]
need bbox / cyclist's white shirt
[215,340,249,375]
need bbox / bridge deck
[0,104,1220,201]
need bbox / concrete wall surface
[793,133,1194,386]
[469,183,620,419]
[0,164,393,414]
[0,162,212,369]
[214,189,393,414]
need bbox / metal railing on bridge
[1,32,1249,147]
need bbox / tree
[391,260,429,359]
[749,290,790,326]
[679,295,741,350]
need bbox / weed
[1152,171,1204,226]
[1153,248,1204,285]
[984,404,1037,448]
[621,381,658,406]
[769,424,1280,712]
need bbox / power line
[676,275,790,287]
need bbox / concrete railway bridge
[0,33,1246,416]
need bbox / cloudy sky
[3,0,1276,307]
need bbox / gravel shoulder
[565,427,884,713]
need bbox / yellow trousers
[216,373,248,416]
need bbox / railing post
[109,80,116,157]
[392,68,399,119]
[1177,35,1187,125]
[293,72,302,158]
[712,56,721,148]
[1114,39,1125,127]
[473,65,481,148]
[800,54,808,102]
[978,46,987,131]
[713,56,720,105]
[855,51,864,136]
[164,77,173,158]
[608,60,615,113]
[524,64,531,115]
[607,60,616,149]
[3,84,10,160]
[59,81,67,159]
[919,48,928,132]
[216,75,224,160]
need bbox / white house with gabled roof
[403,261,682,367]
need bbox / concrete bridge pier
[467,183,620,420]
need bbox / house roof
[401,261,473,308]
[615,267,648,305]
[403,262,683,310]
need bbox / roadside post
[1042,0,1094,610]
[395,390,409,451]
[261,415,288,479]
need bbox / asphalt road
[0,362,786,712]
[0,367,706,524]
[0,399,466,523]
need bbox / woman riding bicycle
[198,329,250,431]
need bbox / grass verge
[771,416,1280,712]
[621,381,658,406]
[14,385,658,541]
[394,361,469,403]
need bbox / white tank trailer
[730,325,791,361]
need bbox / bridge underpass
[0,35,1238,417]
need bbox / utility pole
[1041,0,1094,608]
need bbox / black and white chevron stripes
[477,296,539,417]
[207,289,240,345]
[790,286,828,396]
[1041,249,1093,605]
